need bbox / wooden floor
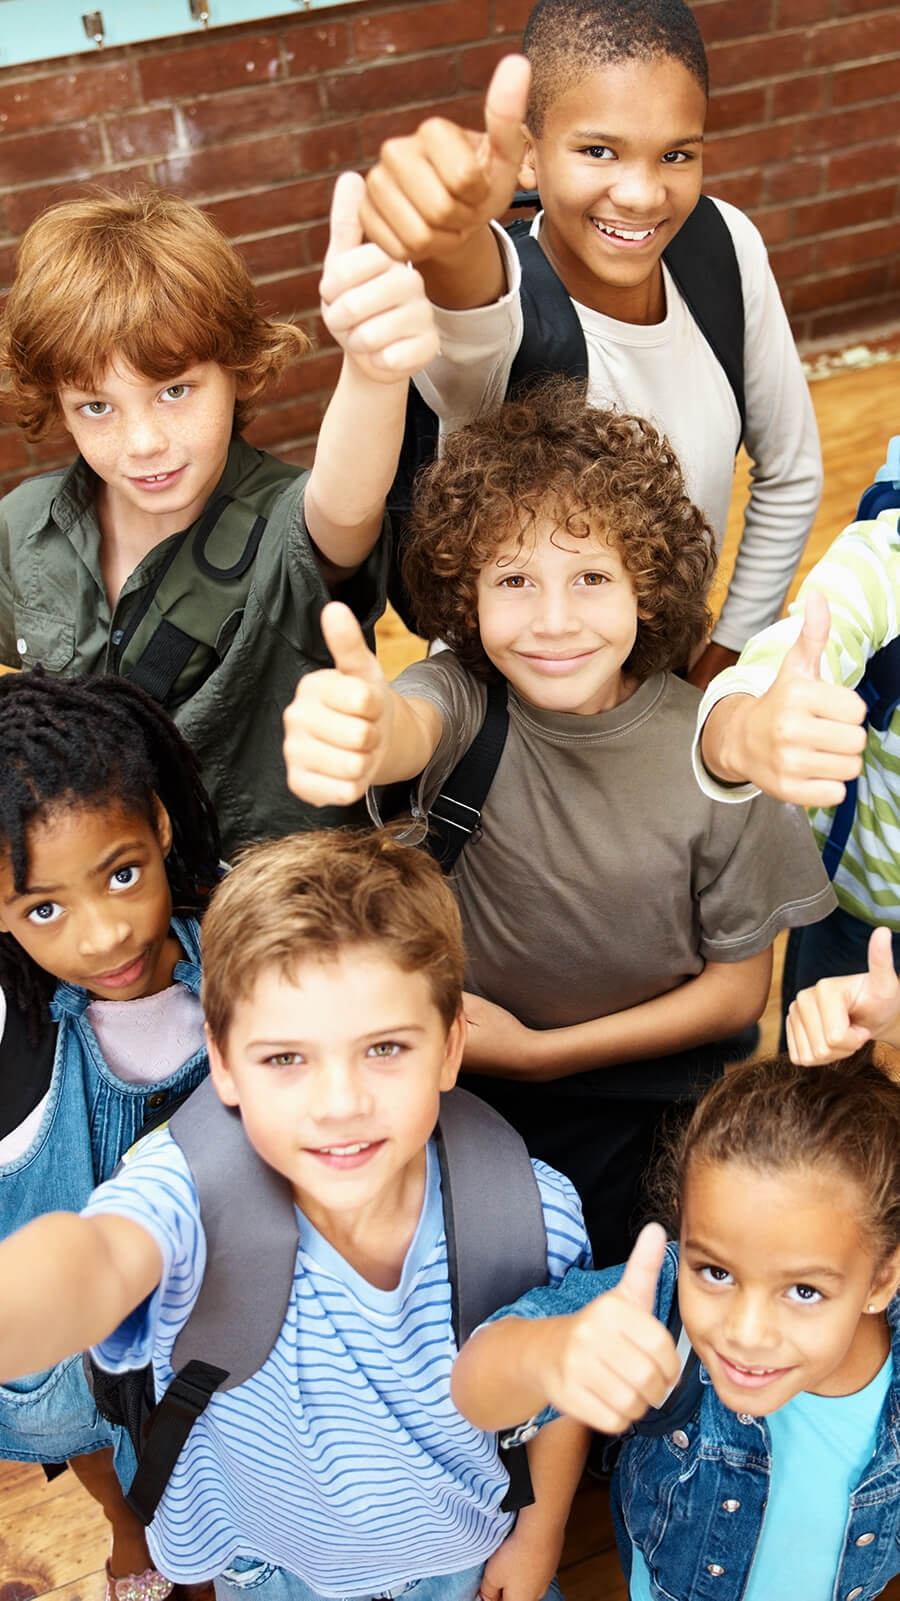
[2,341,900,1599]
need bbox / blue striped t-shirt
[85,1128,589,1591]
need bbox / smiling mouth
[307,1140,384,1168]
[717,1352,791,1387]
[128,468,186,486]
[591,219,662,244]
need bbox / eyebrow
[6,841,146,903]
[572,128,704,145]
[247,1024,428,1050]
[683,1240,846,1284]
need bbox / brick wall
[0,0,897,495]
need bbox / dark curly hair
[402,379,715,681]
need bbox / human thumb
[321,602,383,685]
[481,54,531,174]
[617,1222,667,1313]
[865,926,898,1000]
[784,590,831,682]
[326,171,365,262]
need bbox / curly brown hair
[402,378,715,681]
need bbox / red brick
[831,58,899,106]
[294,122,360,175]
[794,184,897,237]
[793,98,900,155]
[776,0,836,23]
[281,22,351,78]
[0,63,138,134]
[257,268,323,316]
[461,40,518,91]
[0,124,104,188]
[243,396,324,448]
[764,156,825,202]
[301,221,331,266]
[818,221,898,272]
[691,0,774,44]
[491,0,532,35]
[703,121,794,178]
[705,86,769,133]
[139,33,283,102]
[706,170,766,210]
[106,109,180,164]
[2,168,153,235]
[708,33,808,87]
[807,12,900,66]
[206,178,334,239]
[358,94,486,163]
[789,263,890,314]
[153,135,297,198]
[325,56,457,117]
[179,82,321,151]
[828,138,900,190]
[0,429,28,474]
[354,0,490,60]
[770,74,828,120]
[768,239,818,282]
[806,296,900,343]
[268,347,342,403]
[238,229,308,280]
[751,205,795,246]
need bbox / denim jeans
[780,904,900,1045]
[215,1556,564,1601]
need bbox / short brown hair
[654,1049,900,1269]
[0,187,310,439]
[403,378,715,681]
[201,827,465,1046]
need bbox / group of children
[1,2,899,1599]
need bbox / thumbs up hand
[360,54,531,265]
[540,1224,680,1434]
[283,602,392,807]
[701,593,867,805]
[319,172,439,383]
[787,926,900,1065]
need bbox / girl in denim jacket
[0,671,220,1601]
[453,1051,900,1600]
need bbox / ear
[439,1005,466,1093]
[518,130,538,191]
[205,1021,241,1109]
[151,794,173,857]
[866,1245,900,1313]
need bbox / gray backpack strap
[436,1086,548,1345]
[168,1076,299,1386]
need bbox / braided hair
[0,671,221,1035]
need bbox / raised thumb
[866,926,898,997]
[326,171,365,261]
[482,54,531,172]
[785,590,831,682]
[321,601,382,684]
[617,1221,668,1313]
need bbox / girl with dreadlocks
[0,669,220,1601]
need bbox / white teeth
[318,1142,371,1155]
[599,224,654,241]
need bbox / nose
[532,585,580,639]
[123,409,167,461]
[724,1291,779,1357]
[76,904,131,961]
[608,160,666,216]
[309,1060,374,1124]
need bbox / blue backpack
[821,437,900,879]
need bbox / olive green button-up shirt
[0,436,388,856]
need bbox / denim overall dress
[0,916,207,1468]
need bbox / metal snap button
[855,1533,875,1547]
[671,1429,690,1448]
[16,636,26,654]
[722,1499,740,1513]
[737,1412,754,1425]
[706,1564,725,1577]
[146,1091,167,1109]
[846,1588,864,1599]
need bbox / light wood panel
[2,349,899,1599]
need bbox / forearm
[699,692,762,785]
[0,1211,161,1381]
[305,358,408,576]
[370,690,444,787]
[418,226,508,309]
[525,953,771,1081]
[513,1415,589,1555]
[452,1316,568,1429]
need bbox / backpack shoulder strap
[631,1278,702,1437]
[506,196,588,392]
[662,195,746,439]
[436,1084,548,1513]
[821,630,900,879]
[855,438,900,521]
[122,1078,299,1525]
[427,681,509,872]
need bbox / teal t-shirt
[629,1356,891,1601]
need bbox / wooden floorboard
[2,343,900,1597]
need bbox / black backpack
[87,1078,551,1524]
[386,191,746,633]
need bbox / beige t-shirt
[387,654,835,1031]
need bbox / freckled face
[57,359,236,541]
[475,515,642,716]
[679,1160,900,1414]
[522,56,706,320]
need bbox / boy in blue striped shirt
[0,828,599,1601]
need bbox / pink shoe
[105,1562,174,1601]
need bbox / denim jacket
[501,1246,900,1601]
[0,915,207,1463]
